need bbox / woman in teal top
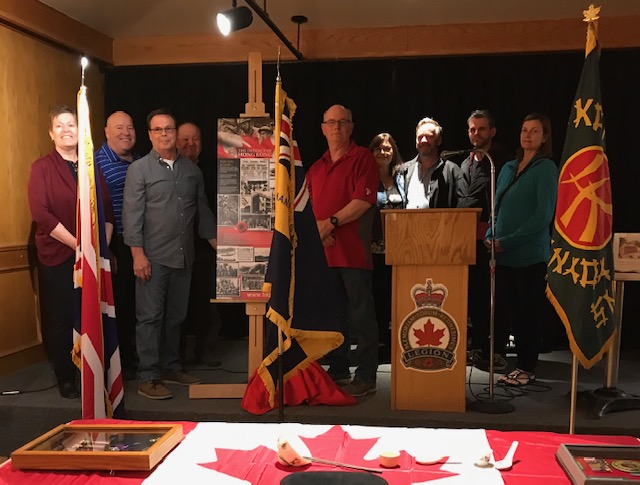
[485,113,558,386]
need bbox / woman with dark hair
[368,133,406,362]
[27,105,114,399]
[485,113,558,386]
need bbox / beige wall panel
[0,269,40,356]
[0,0,113,64]
[0,24,104,370]
[1,24,104,247]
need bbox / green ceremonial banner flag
[546,4,616,369]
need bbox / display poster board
[215,117,275,300]
[613,233,640,274]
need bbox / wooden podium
[383,208,480,412]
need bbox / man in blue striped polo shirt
[95,110,139,379]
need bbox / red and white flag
[72,85,124,418]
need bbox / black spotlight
[217,1,253,36]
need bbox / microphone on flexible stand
[440,149,473,159]
[460,148,514,414]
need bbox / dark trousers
[325,267,379,382]
[372,253,392,351]
[37,257,77,384]
[182,247,221,361]
[111,234,137,370]
[494,262,549,373]
[469,240,491,352]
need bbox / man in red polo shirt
[306,104,379,397]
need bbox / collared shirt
[401,156,460,209]
[122,149,216,269]
[306,141,378,270]
[406,163,436,209]
[95,142,140,235]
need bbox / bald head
[321,104,353,152]
[177,122,202,162]
[105,111,135,160]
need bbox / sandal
[498,369,535,387]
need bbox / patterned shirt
[95,142,139,235]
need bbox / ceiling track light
[244,0,304,61]
[217,0,253,36]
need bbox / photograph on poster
[242,276,265,292]
[614,233,640,273]
[218,194,239,226]
[251,193,272,214]
[243,214,271,230]
[217,277,240,297]
[218,246,236,261]
[254,248,270,262]
[241,196,252,213]
[239,262,267,276]
[217,117,275,159]
[217,262,238,277]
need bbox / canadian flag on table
[72,84,124,419]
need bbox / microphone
[440,149,472,158]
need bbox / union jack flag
[72,85,124,418]
[242,77,354,414]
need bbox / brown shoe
[138,380,172,400]
[343,378,376,397]
[162,371,202,385]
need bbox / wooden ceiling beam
[112,15,640,66]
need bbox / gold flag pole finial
[583,4,601,57]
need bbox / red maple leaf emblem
[199,425,458,483]
[414,319,445,346]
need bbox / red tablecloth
[1,420,637,485]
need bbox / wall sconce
[217,0,253,36]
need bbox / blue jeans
[135,260,192,382]
[326,267,378,382]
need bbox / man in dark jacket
[403,116,460,209]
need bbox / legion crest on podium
[398,279,459,372]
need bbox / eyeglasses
[374,146,393,154]
[322,119,352,128]
[150,127,176,134]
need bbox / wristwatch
[330,216,339,228]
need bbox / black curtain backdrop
[104,49,639,348]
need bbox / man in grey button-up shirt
[123,108,216,400]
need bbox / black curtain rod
[244,0,304,61]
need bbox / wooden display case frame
[11,423,183,471]
[556,443,640,484]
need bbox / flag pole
[569,354,578,434]
[275,48,285,423]
[81,56,88,87]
